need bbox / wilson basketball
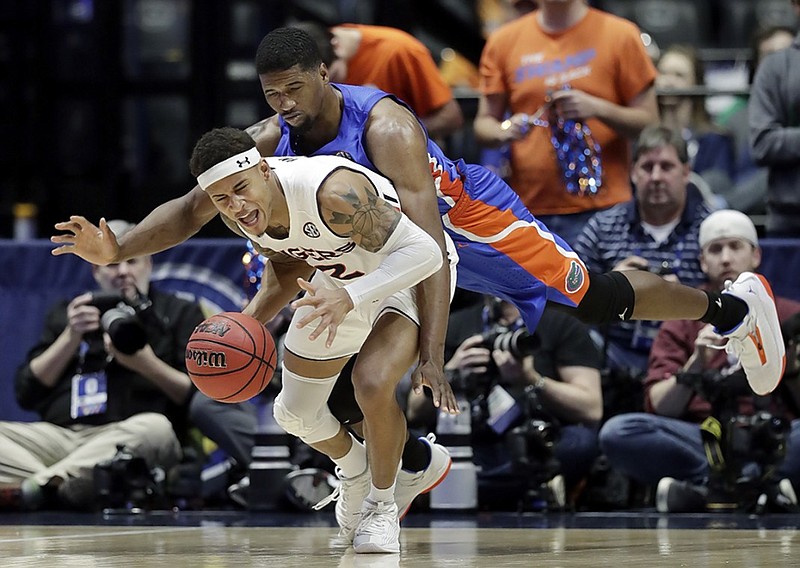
[185,312,277,403]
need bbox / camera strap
[699,416,726,474]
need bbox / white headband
[197,147,262,190]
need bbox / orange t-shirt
[479,9,657,215]
[342,24,454,118]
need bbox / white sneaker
[718,272,786,395]
[353,498,401,554]
[313,466,370,541]
[778,478,797,507]
[547,474,566,509]
[394,434,452,518]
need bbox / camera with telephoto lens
[452,326,542,403]
[480,326,541,360]
[88,291,152,354]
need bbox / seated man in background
[599,210,800,512]
[574,125,712,379]
[0,220,253,511]
[295,21,464,139]
[442,296,602,509]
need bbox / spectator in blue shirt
[574,125,711,377]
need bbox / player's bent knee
[573,271,636,324]
[273,393,341,444]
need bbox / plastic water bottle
[430,395,478,509]
[13,202,37,240]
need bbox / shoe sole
[398,457,452,520]
[748,274,786,395]
[353,541,400,554]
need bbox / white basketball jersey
[243,155,407,286]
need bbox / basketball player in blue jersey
[53,26,785,540]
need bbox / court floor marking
[0,526,200,544]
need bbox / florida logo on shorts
[303,222,320,238]
[565,260,585,294]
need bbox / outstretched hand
[411,359,460,415]
[291,278,354,347]
[51,216,120,265]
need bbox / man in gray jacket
[749,0,800,236]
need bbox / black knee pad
[327,355,364,424]
[572,271,636,325]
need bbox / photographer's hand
[28,292,102,388]
[104,336,192,404]
[445,335,490,376]
[66,293,102,339]
[686,324,725,371]
[492,349,524,383]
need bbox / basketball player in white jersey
[54,127,457,554]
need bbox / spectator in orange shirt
[296,22,464,139]
[474,0,659,246]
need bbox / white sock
[368,482,396,504]
[332,434,367,478]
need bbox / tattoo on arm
[327,183,401,252]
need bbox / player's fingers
[325,323,338,348]
[410,372,424,394]
[54,216,86,232]
[434,381,455,414]
[443,388,459,414]
[50,245,73,256]
[293,308,320,328]
[430,387,441,408]
[308,319,328,342]
[296,278,315,294]
[50,234,74,244]
[291,296,311,309]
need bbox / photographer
[444,295,603,508]
[599,210,800,512]
[0,220,245,511]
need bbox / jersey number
[317,263,364,281]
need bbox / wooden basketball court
[1,511,798,567]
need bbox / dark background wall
[1,0,796,238]
[0,0,485,238]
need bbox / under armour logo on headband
[197,147,262,190]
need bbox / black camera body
[457,325,546,431]
[676,370,791,491]
[455,326,541,400]
[93,444,160,511]
[88,291,150,354]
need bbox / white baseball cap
[698,210,758,249]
